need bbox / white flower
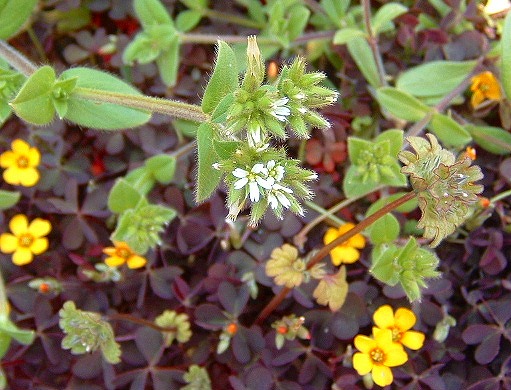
[271,97,290,121]
[267,184,293,210]
[232,163,272,202]
[247,125,263,148]
[266,160,285,184]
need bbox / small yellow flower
[372,305,425,350]
[353,329,408,387]
[103,241,147,269]
[0,214,51,265]
[266,244,307,288]
[0,139,41,187]
[323,223,366,266]
[470,71,502,108]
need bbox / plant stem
[255,190,416,325]
[181,33,279,46]
[26,26,48,63]
[73,87,210,123]
[361,0,387,87]
[0,268,9,320]
[0,40,37,76]
[200,8,265,29]
[490,188,511,203]
[108,313,176,333]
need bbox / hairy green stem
[0,269,9,320]
[0,40,37,76]
[255,191,417,325]
[361,0,387,87]
[200,8,264,29]
[108,313,176,333]
[181,33,279,46]
[73,87,210,123]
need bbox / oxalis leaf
[61,67,151,129]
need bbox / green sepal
[10,66,56,125]
[0,0,38,39]
[427,112,471,148]
[107,178,143,214]
[196,123,222,203]
[145,154,176,184]
[134,0,172,28]
[376,87,432,122]
[61,67,151,129]
[0,190,20,210]
[202,41,239,114]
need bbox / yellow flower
[353,329,408,387]
[323,223,366,266]
[0,214,51,265]
[0,139,41,187]
[372,305,425,350]
[103,241,147,269]
[470,71,502,108]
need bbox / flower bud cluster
[272,314,310,349]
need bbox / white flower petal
[234,177,249,189]
[232,168,248,178]
[249,181,260,202]
[256,176,273,190]
[252,163,267,175]
[274,183,293,193]
[276,192,291,208]
[268,193,278,209]
[267,160,275,170]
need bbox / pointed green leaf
[125,166,155,195]
[502,12,511,100]
[107,178,143,213]
[145,154,176,184]
[466,125,511,155]
[333,28,366,45]
[156,37,180,86]
[376,87,432,121]
[347,37,380,89]
[0,0,38,39]
[10,66,56,125]
[0,190,20,210]
[0,333,10,359]
[428,112,471,147]
[372,3,408,34]
[202,41,239,114]
[62,67,151,129]
[175,10,202,32]
[196,123,222,202]
[375,129,404,157]
[0,320,35,345]
[213,139,240,160]
[134,0,172,28]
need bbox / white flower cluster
[232,160,293,210]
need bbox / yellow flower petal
[401,330,425,350]
[27,147,41,167]
[383,345,408,367]
[19,168,40,187]
[0,233,18,253]
[372,364,394,387]
[0,151,16,168]
[354,334,376,353]
[127,255,147,269]
[9,214,28,236]
[394,307,416,331]
[471,91,484,108]
[373,305,395,329]
[373,328,393,346]
[12,248,33,266]
[353,352,373,375]
[323,227,339,245]
[30,238,49,255]
[28,218,51,238]
[11,139,30,154]
[331,246,359,264]
[105,256,125,267]
[348,233,366,249]
[3,167,22,185]
[338,222,355,235]
[103,246,117,256]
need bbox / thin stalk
[26,26,48,63]
[200,8,264,29]
[181,33,279,46]
[0,40,37,76]
[73,87,210,123]
[361,0,387,87]
[490,188,511,203]
[0,269,8,320]
[255,191,416,325]
[108,313,176,333]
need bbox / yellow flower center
[19,233,34,248]
[116,248,132,259]
[17,156,29,168]
[370,348,385,363]
[391,327,402,342]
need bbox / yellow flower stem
[107,313,176,333]
[72,87,210,123]
[255,191,417,325]
[0,39,37,77]
[0,269,9,321]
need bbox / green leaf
[347,37,380,89]
[125,166,155,196]
[0,333,11,359]
[376,87,432,121]
[202,41,239,114]
[196,123,222,202]
[321,0,350,27]
[10,66,56,125]
[342,167,377,198]
[0,0,38,39]
[428,112,472,147]
[156,37,180,86]
[371,245,400,286]
[62,67,151,129]
[107,179,143,213]
[333,28,366,45]
[501,12,511,100]
[0,190,20,210]
[145,154,176,184]
[372,3,408,34]
[286,5,310,42]
[375,129,404,157]
[213,139,240,160]
[368,214,400,244]
[176,9,203,32]
[173,119,198,138]
[0,320,35,345]
[466,125,511,155]
[134,0,172,28]
[396,60,476,98]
